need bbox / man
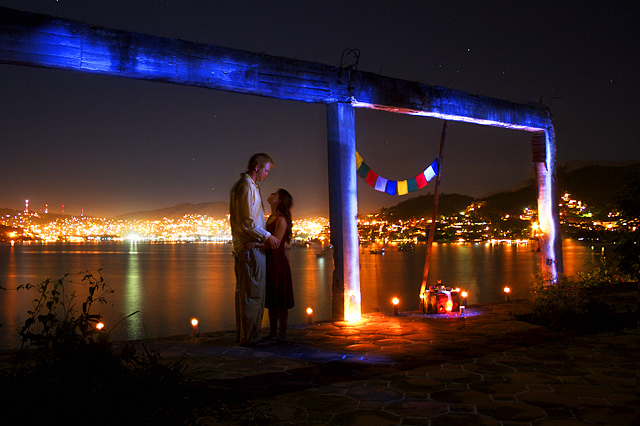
[229,153,280,346]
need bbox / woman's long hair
[275,188,293,244]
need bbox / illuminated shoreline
[2,190,628,245]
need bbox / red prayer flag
[415,172,427,189]
[366,169,379,187]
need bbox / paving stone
[491,393,517,401]
[399,377,446,392]
[527,384,552,391]
[476,401,546,422]
[530,419,592,426]
[584,372,636,388]
[557,375,587,384]
[469,381,528,395]
[578,397,611,406]
[295,393,359,413]
[402,333,436,341]
[463,360,516,374]
[345,343,381,352]
[517,390,582,408]
[326,329,362,337]
[345,385,405,403]
[264,401,309,422]
[449,404,477,413]
[550,383,613,398]
[429,389,492,405]
[428,368,480,383]
[399,416,431,425]
[495,356,544,371]
[506,372,559,384]
[429,413,501,426]
[445,383,470,391]
[576,405,638,425]
[384,398,448,417]
[537,361,587,376]
[406,365,442,376]
[376,338,414,346]
[331,409,401,426]
[307,323,340,331]
[305,411,335,422]
[353,366,399,379]
[608,392,637,409]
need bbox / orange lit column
[532,129,563,283]
[327,102,361,321]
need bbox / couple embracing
[229,153,294,347]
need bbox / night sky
[1,1,638,218]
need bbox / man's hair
[247,153,274,171]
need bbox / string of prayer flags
[356,151,439,196]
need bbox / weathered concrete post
[327,102,361,321]
[531,129,563,283]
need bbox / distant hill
[0,208,19,217]
[115,202,229,221]
[381,162,639,220]
[380,193,475,219]
[557,163,639,216]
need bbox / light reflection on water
[0,239,604,349]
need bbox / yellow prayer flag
[397,180,408,196]
[356,152,363,169]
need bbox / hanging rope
[356,152,439,196]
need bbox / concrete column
[326,102,361,321]
[532,129,563,283]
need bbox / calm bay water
[0,239,604,350]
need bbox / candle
[392,298,399,316]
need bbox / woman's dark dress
[265,217,294,310]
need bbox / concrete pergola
[0,7,563,320]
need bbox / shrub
[0,271,204,425]
[527,259,636,333]
[16,271,115,355]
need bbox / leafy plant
[613,168,640,280]
[1,271,212,425]
[526,261,636,333]
[17,270,114,356]
[575,256,633,288]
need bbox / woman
[248,188,295,341]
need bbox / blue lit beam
[0,7,552,131]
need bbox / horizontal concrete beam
[0,6,551,131]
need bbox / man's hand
[266,235,280,249]
[244,241,261,250]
